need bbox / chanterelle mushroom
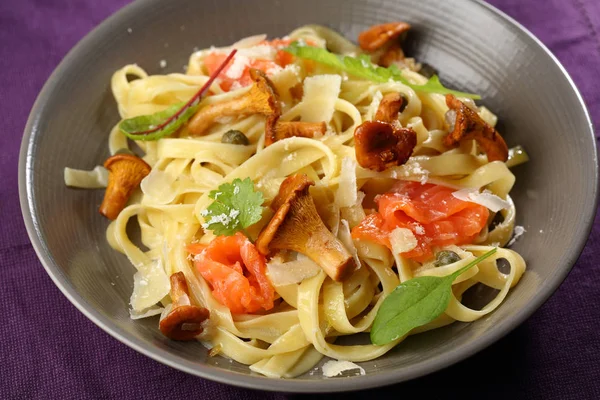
[264,118,327,147]
[159,272,210,341]
[256,174,356,282]
[354,121,417,172]
[99,152,151,220]
[188,69,280,136]
[374,92,406,124]
[358,22,412,52]
[444,94,508,162]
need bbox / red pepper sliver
[131,49,237,136]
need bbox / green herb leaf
[201,178,264,236]
[370,248,497,345]
[118,49,238,141]
[119,102,199,141]
[284,41,481,99]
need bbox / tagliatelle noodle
[64,25,527,378]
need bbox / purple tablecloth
[2,0,599,398]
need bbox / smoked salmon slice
[203,38,312,91]
[188,233,275,314]
[352,181,489,262]
[203,39,294,92]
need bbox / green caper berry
[221,130,249,145]
[435,250,461,267]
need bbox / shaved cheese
[159,303,173,322]
[478,106,498,127]
[365,90,383,121]
[266,255,321,286]
[301,74,342,123]
[390,227,418,254]
[225,55,250,79]
[336,157,358,208]
[507,225,526,246]
[322,360,366,377]
[64,166,108,188]
[237,44,277,60]
[340,191,366,228]
[129,305,164,320]
[339,219,361,269]
[232,34,267,49]
[140,169,177,204]
[130,258,170,312]
[452,188,510,212]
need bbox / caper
[435,250,461,267]
[221,130,249,145]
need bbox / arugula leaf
[284,41,481,99]
[118,49,237,141]
[201,178,264,236]
[370,248,497,345]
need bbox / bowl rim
[18,0,598,393]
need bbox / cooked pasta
[65,23,527,378]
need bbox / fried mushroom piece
[378,44,406,68]
[354,121,417,172]
[256,174,356,282]
[264,117,327,147]
[99,152,151,220]
[188,69,281,136]
[374,92,406,124]
[159,272,210,341]
[358,22,412,52]
[444,94,508,162]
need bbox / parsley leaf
[201,178,264,236]
[284,41,481,99]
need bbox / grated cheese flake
[336,157,358,208]
[507,225,526,246]
[322,360,366,377]
[225,55,250,79]
[301,74,342,123]
[390,227,418,254]
[266,255,321,286]
[451,188,510,212]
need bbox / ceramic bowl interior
[19,0,597,392]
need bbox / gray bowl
[19,0,597,393]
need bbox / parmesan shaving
[266,255,321,286]
[451,188,510,212]
[129,305,164,320]
[338,219,361,269]
[300,74,342,123]
[237,44,277,60]
[390,227,418,254]
[64,166,109,189]
[140,169,177,204]
[365,90,383,121]
[322,360,366,377]
[507,225,526,246]
[336,157,358,208]
[130,258,170,312]
[478,106,498,127]
[225,55,250,79]
[232,34,267,49]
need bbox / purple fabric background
[1,0,599,398]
